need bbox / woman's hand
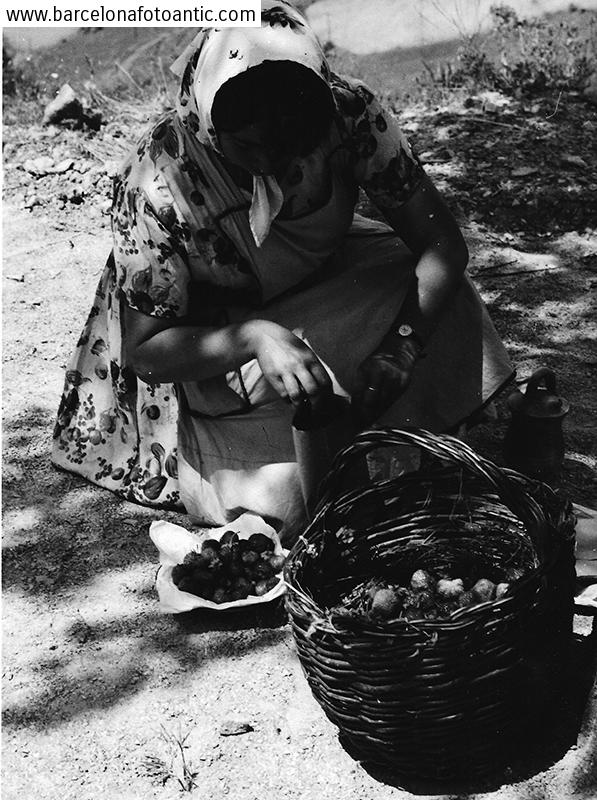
[246,320,332,406]
[352,337,421,425]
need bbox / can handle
[525,367,557,398]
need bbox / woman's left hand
[352,338,421,425]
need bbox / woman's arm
[353,176,469,422]
[377,175,468,346]
[124,306,332,404]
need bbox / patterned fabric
[51,9,426,510]
[171,0,331,244]
[171,1,329,151]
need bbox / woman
[52,1,513,541]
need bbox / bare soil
[2,47,597,800]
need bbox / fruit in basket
[471,578,496,602]
[255,576,280,596]
[177,575,198,594]
[253,560,275,580]
[182,550,210,568]
[371,588,403,619]
[241,549,260,565]
[330,566,516,623]
[457,589,475,608]
[495,582,510,599]
[212,587,230,603]
[172,564,188,585]
[436,578,465,599]
[248,532,275,553]
[220,530,239,545]
[171,531,285,603]
[230,576,253,600]
[267,553,286,572]
[201,538,221,563]
[410,569,434,591]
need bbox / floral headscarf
[171,0,333,246]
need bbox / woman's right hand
[245,320,332,406]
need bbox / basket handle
[315,427,549,538]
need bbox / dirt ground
[3,62,597,800]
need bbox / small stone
[511,166,538,177]
[24,195,43,209]
[42,83,83,126]
[102,159,120,178]
[52,158,75,174]
[219,720,254,736]
[23,156,55,175]
[561,153,588,168]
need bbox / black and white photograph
[3,0,597,797]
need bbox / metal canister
[503,367,570,485]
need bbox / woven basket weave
[284,428,576,781]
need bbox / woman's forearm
[125,308,332,403]
[126,311,264,384]
[385,237,468,348]
[377,175,470,354]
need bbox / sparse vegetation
[2,36,42,100]
[424,5,597,96]
[143,725,198,792]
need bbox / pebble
[23,156,55,175]
[24,195,43,209]
[219,720,254,736]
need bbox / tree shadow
[176,597,289,633]
[2,405,194,596]
[2,605,291,732]
[2,405,292,731]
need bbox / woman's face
[218,122,293,178]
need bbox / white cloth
[250,174,285,247]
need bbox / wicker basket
[284,428,576,781]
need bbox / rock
[24,195,43,209]
[52,158,75,174]
[511,166,538,177]
[419,147,453,163]
[478,90,511,113]
[102,159,121,178]
[42,83,83,126]
[562,153,588,168]
[23,156,55,176]
[42,83,103,131]
[219,720,254,736]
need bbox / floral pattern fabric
[51,37,426,509]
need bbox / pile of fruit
[172,531,286,604]
[331,567,523,622]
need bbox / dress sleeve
[111,157,191,319]
[332,75,426,209]
[112,115,256,319]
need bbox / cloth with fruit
[51,1,512,542]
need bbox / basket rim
[284,427,574,633]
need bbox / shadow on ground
[337,628,597,795]
[2,405,291,732]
